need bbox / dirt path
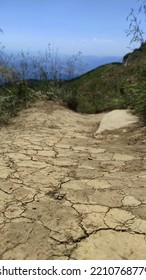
[0,101,146,260]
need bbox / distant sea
[0,51,122,82]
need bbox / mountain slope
[64,43,146,118]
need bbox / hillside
[1,43,146,124]
[64,43,146,118]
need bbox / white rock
[95,110,138,134]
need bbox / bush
[123,83,146,121]
[77,93,97,113]
[0,82,42,124]
[60,86,78,111]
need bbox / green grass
[62,43,146,119]
[0,82,42,124]
[1,43,146,124]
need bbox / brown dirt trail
[0,101,146,260]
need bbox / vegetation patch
[1,43,146,124]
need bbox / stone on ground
[95,109,139,134]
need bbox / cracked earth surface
[0,101,146,260]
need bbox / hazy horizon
[1,48,122,80]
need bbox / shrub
[0,82,42,124]
[124,84,146,120]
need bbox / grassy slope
[1,43,146,124]
[64,43,146,117]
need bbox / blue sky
[0,0,140,57]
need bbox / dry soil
[0,101,146,260]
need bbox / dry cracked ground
[0,101,146,260]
